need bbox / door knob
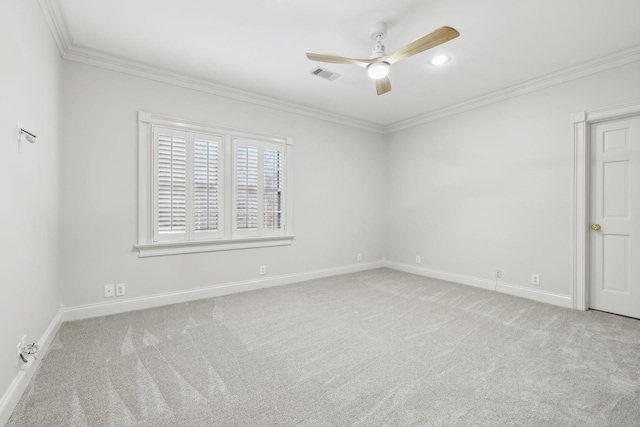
[591,224,601,231]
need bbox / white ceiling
[48,0,640,128]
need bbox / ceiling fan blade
[385,26,460,65]
[376,77,392,96]
[306,52,375,68]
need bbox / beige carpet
[7,268,640,426]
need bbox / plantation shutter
[235,143,259,230]
[156,129,187,239]
[263,145,284,231]
[232,138,287,237]
[193,135,222,236]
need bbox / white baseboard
[63,261,384,321]
[383,261,497,291]
[0,306,64,427]
[383,260,573,309]
[496,282,573,308]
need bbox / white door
[589,115,640,318]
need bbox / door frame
[572,100,640,310]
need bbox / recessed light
[430,55,450,66]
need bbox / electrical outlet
[531,273,540,285]
[415,255,421,264]
[357,253,362,262]
[104,284,115,297]
[260,265,266,275]
[495,268,502,279]
[115,283,126,296]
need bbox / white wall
[384,62,640,300]
[0,0,62,415]
[60,62,386,308]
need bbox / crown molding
[384,45,640,134]
[66,45,385,133]
[38,0,640,135]
[37,0,72,53]
[37,0,385,134]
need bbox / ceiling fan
[306,23,459,96]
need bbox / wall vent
[311,67,340,81]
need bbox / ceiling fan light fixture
[367,62,389,79]
[430,55,450,66]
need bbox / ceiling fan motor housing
[371,42,386,58]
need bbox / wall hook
[19,128,37,143]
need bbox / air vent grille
[311,67,340,81]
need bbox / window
[153,128,223,243]
[232,138,285,237]
[137,112,293,257]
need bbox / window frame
[136,111,294,257]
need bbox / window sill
[135,235,295,257]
